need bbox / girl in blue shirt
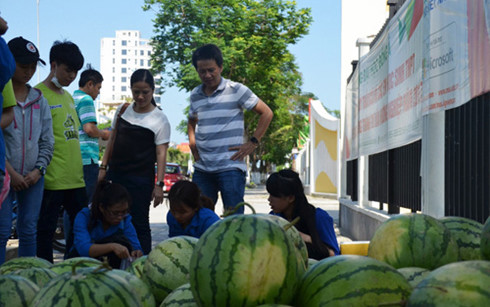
[267,169,340,260]
[167,180,220,238]
[72,180,143,268]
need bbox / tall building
[99,30,161,109]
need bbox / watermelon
[440,216,483,260]
[256,214,309,270]
[143,236,198,303]
[160,283,198,307]
[295,255,412,306]
[127,255,147,278]
[368,213,458,269]
[0,257,52,274]
[30,267,143,306]
[0,274,40,307]
[397,267,430,288]
[11,267,58,288]
[482,217,490,260]
[307,258,319,269]
[106,269,156,307]
[189,214,304,307]
[50,257,102,274]
[407,260,490,306]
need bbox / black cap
[7,36,46,65]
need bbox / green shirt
[73,89,99,165]
[35,83,85,190]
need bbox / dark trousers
[83,161,99,204]
[107,171,153,254]
[36,188,87,262]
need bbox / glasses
[105,209,129,217]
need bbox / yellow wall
[314,120,338,193]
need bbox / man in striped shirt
[188,44,273,214]
[73,66,110,202]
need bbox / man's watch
[155,181,165,188]
[36,165,46,176]
[250,136,259,146]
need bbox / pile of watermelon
[0,213,489,306]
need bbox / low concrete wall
[339,198,389,241]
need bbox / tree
[144,0,313,171]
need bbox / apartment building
[99,30,161,108]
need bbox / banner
[344,66,359,161]
[352,0,490,157]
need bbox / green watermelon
[127,255,147,278]
[0,274,40,306]
[481,217,490,260]
[50,257,102,274]
[160,283,198,307]
[143,236,198,303]
[397,267,431,288]
[440,216,483,260]
[189,214,304,307]
[11,267,58,288]
[295,255,412,306]
[256,214,309,270]
[106,269,156,307]
[30,267,143,306]
[407,260,490,306]
[307,258,319,269]
[0,257,52,274]
[368,213,458,269]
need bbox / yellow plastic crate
[340,241,370,256]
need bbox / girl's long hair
[89,180,132,230]
[266,169,331,257]
[168,180,215,212]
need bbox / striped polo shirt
[73,89,99,165]
[189,78,259,172]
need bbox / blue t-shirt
[167,207,220,238]
[0,37,16,173]
[73,207,142,256]
[271,208,340,256]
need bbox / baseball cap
[7,36,46,65]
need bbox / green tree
[144,0,312,171]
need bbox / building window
[122,68,127,73]
[147,60,151,66]
[112,95,115,100]
[112,58,115,64]
[140,50,144,56]
[112,86,115,91]
[122,59,127,64]
[128,32,131,37]
[122,49,127,55]
[112,49,115,55]
[122,40,127,46]
[112,40,115,46]
[121,86,127,92]
[147,50,151,56]
[121,77,127,82]
[135,50,137,56]
[112,67,115,73]
[140,59,144,66]
[112,76,115,82]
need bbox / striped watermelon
[127,255,147,278]
[440,216,483,260]
[50,257,102,274]
[482,217,490,260]
[0,257,52,274]
[189,214,304,307]
[397,267,430,288]
[30,267,143,306]
[11,267,58,288]
[160,283,198,307]
[256,214,309,270]
[143,236,198,303]
[407,260,490,306]
[368,213,458,269]
[295,255,412,306]
[0,275,40,307]
[106,269,156,307]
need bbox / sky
[2,0,341,144]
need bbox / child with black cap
[0,37,54,264]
